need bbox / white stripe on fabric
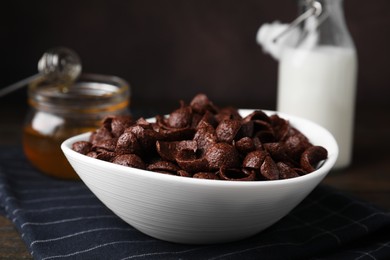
[208,240,330,260]
[6,194,95,204]
[208,212,390,260]
[331,212,390,233]
[353,241,390,260]
[303,200,370,231]
[13,205,103,215]
[21,215,116,228]
[30,227,134,246]
[274,200,383,234]
[292,192,338,213]
[41,240,156,260]
[302,190,384,214]
[350,251,377,260]
[120,247,212,260]
[16,186,87,194]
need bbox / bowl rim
[61,109,338,187]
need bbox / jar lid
[28,73,131,114]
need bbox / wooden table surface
[0,101,389,259]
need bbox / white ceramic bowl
[61,109,338,244]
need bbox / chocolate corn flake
[112,154,146,169]
[300,146,328,173]
[218,168,256,181]
[147,160,180,173]
[90,127,113,145]
[95,151,116,162]
[193,172,220,180]
[242,150,267,169]
[234,137,256,154]
[72,93,328,181]
[156,140,197,162]
[167,101,193,128]
[204,142,240,170]
[176,157,208,173]
[190,94,218,115]
[277,162,300,179]
[116,132,141,155]
[110,115,134,137]
[216,119,242,143]
[72,141,92,155]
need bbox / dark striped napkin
[1,146,389,260]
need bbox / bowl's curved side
[61,109,338,244]
[63,142,326,244]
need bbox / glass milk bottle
[276,0,357,169]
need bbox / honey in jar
[23,73,130,179]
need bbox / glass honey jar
[23,73,131,179]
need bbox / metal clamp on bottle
[273,0,324,43]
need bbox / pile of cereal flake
[72,93,327,181]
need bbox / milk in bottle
[258,0,358,169]
[278,46,357,169]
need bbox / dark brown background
[1,1,390,258]
[1,0,389,111]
